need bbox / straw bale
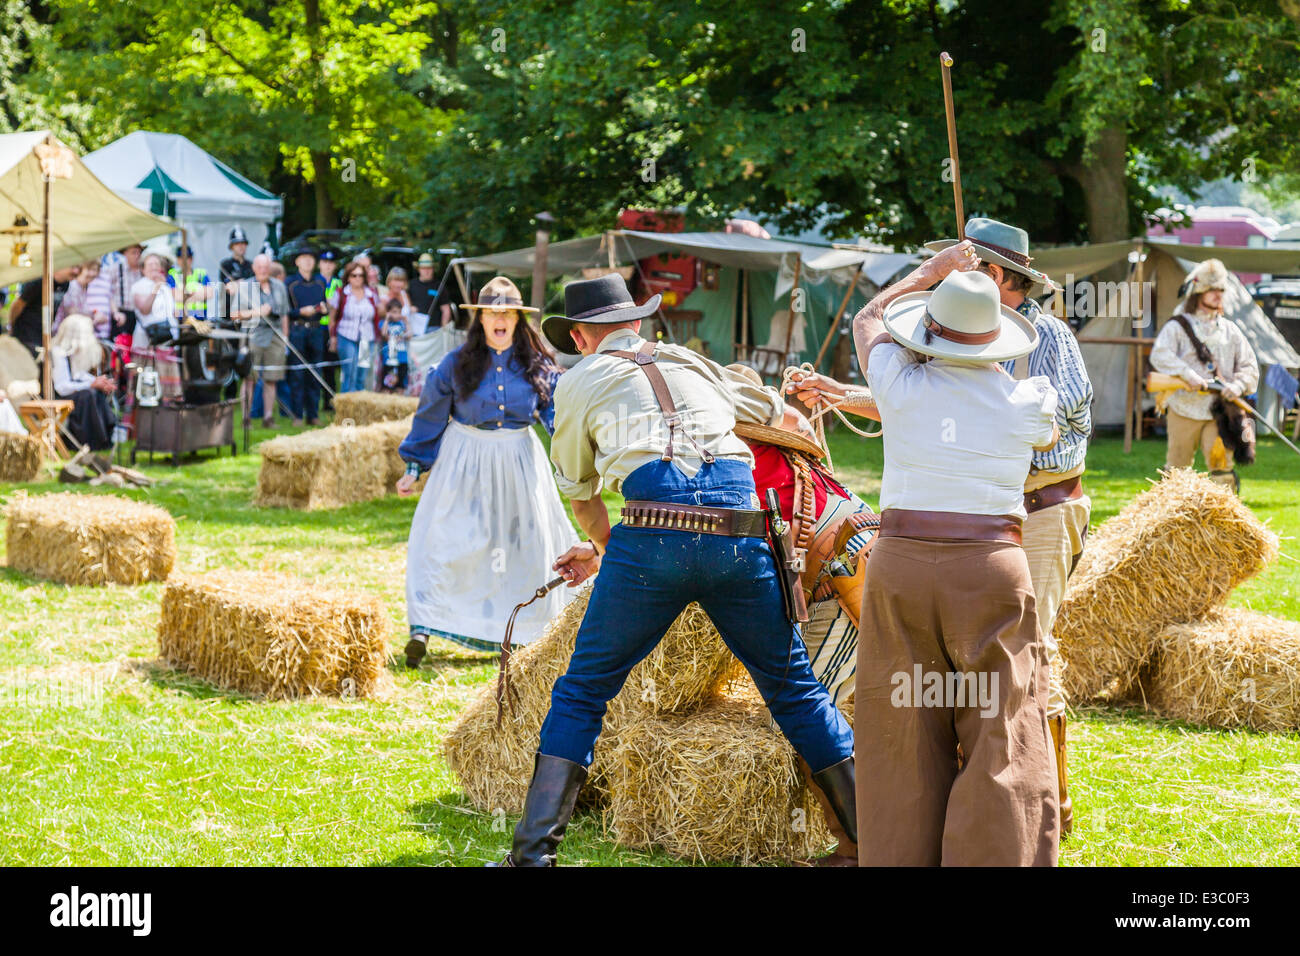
[604,693,832,864]
[331,391,418,427]
[443,583,746,813]
[158,571,391,699]
[1055,469,1277,701]
[0,431,43,482]
[255,423,393,509]
[1149,609,1300,733]
[5,491,175,585]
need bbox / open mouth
[492,324,509,338]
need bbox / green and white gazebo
[83,131,282,275]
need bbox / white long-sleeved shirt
[52,354,97,397]
[1149,310,1259,420]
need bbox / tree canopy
[17,0,1300,252]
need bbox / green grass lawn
[1,420,1297,866]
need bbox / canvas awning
[0,131,175,286]
[452,229,915,291]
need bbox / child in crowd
[380,298,409,392]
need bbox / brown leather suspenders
[606,340,716,464]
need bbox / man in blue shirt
[284,247,329,426]
[927,218,1093,835]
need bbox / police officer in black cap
[219,226,255,319]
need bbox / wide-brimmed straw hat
[725,363,828,459]
[542,273,661,355]
[883,270,1038,362]
[461,276,539,315]
[926,217,1061,297]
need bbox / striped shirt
[1003,299,1093,475]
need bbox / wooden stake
[814,268,858,371]
[41,171,52,401]
[939,52,965,239]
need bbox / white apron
[405,419,579,646]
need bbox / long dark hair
[454,312,556,404]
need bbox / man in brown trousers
[852,244,1061,866]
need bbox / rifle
[1147,371,1300,458]
[764,487,809,625]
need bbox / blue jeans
[285,323,326,420]
[538,458,854,773]
[336,335,365,393]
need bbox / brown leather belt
[878,509,1023,545]
[621,500,766,537]
[1024,475,1084,515]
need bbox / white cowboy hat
[883,270,1038,362]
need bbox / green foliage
[1048,0,1300,229]
[11,1,1300,249]
[38,0,451,226]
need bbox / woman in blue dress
[396,276,578,666]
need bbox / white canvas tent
[1029,239,1300,430]
[0,131,174,286]
[83,131,282,277]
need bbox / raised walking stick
[939,52,965,239]
[496,576,566,727]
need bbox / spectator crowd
[0,227,458,449]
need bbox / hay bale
[1149,609,1300,732]
[443,583,745,813]
[604,693,832,864]
[0,431,43,482]
[5,491,175,585]
[370,417,423,488]
[1056,469,1277,701]
[158,571,391,699]
[331,391,418,427]
[255,423,393,509]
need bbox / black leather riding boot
[811,756,858,847]
[490,753,587,867]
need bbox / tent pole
[180,225,190,319]
[41,166,52,401]
[453,262,470,305]
[814,268,858,372]
[530,213,553,311]
[741,270,749,348]
[784,256,802,360]
[1132,242,1145,443]
[1122,344,1135,454]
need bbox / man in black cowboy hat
[489,273,857,867]
[926,217,1093,835]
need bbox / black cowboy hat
[541,273,661,355]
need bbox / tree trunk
[1064,124,1130,282]
[311,149,338,229]
[303,0,337,229]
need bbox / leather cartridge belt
[621,501,766,537]
[879,509,1023,545]
[1024,475,1084,515]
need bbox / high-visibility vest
[169,268,210,317]
[322,276,342,325]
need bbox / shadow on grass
[131,658,265,704]
[381,795,664,867]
